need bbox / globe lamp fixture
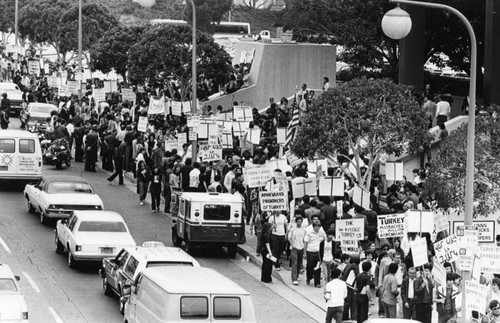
[133,0,157,8]
[381,6,412,40]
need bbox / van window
[214,297,241,319]
[124,256,139,277]
[204,205,230,221]
[0,139,15,153]
[180,296,208,319]
[19,139,35,153]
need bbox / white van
[0,130,43,181]
[122,267,256,323]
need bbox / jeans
[357,294,369,323]
[306,251,321,286]
[290,248,304,281]
[325,306,343,323]
[271,234,286,268]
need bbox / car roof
[0,82,19,88]
[28,103,57,109]
[180,192,243,203]
[141,267,249,295]
[0,130,39,139]
[42,175,91,184]
[124,246,198,264]
[72,210,124,222]
[0,264,15,279]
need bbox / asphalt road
[0,123,316,323]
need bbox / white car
[24,175,104,224]
[55,210,136,269]
[0,82,23,113]
[0,264,29,322]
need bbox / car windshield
[47,182,93,194]
[78,221,127,232]
[30,105,55,114]
[0,278,17,292]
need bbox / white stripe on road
[48,307,63,323]
[22,272,40,293]
[0,236,11,253]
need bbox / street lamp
[383,0,477,320]
[78,0,82,99]
[134,0,198,162]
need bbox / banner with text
[259,191,288,212]
[377,213,405,238]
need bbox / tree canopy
[282,0,485,77]
[421,116,500,217]
[127,24,231,99]
[184,0,233,33]
[291,78,431,188]
[89,25,148,82]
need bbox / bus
[150,19,251,39]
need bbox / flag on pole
[284,106,300,149]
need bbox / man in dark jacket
[103,130,120,172]
[401,267,417,319]
[84,126,99,172]
[107,141,125,185]
[342,256,360,321]
[414,264,434,323]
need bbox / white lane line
[22,272,40,293]
[0,236,11,253]
[48,307,63,323]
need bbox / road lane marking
[22,272,40,293]
[0,236,11,253]
[48,307,63,323]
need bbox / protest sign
[285,150,305,167]
[233,106,253,122]
[406,210,434,233]
[164,136,178,152]
[93,88,106,102]
[452,220,495,243]
[217,120,232,133]
[232,121,249,136]
[277,128,287,144]
[259,191,287,212]
[336,218,365,241]
[170,101,182,116]
[318,176,344,197]
[340,238,359,255]
[410,236,428,267]
[47,76,58,88]
[198,141,222,162]
[177,132,187,150]
[67,80,80,95]
[431,257,447,287]
[307,159,328,174]
[58,84,69,97]
[137,116,148,133]
[246,127,261,145]
[148,96,165,115]
[265,159,288,173]
[28,60,40,75]
[377,213,406,238]
[434,234,459,264]
[464,281,488,318]
[352,185,370,210]
[122,88,136,102]
[386,161,404,181]
[434,210,449,233]
[291,177,316,199]
[245,165,272,188]
[479,245,500,274]
[220,132,233,149]
[198,121,219,139]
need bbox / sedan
[24,175,104,224]
[0,264,29,322]
[22,103,58,132]
[55,210,136,269]
[0,82,23,114]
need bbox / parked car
[24,175,104,224]
[100,241,200,313]
[21,103,58,132]
[0,264,29,322]
[0,82,23,114]
[55,210,136,269]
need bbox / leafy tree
[184,0,233,33]
[240,0,273,10]
[291,78,431,189]
[18,0,73,60]
[421,115,500,217]
[89,25,148,82]
[60,3,118,54]
[127,24,231,100]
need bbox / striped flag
[284,106,300,149]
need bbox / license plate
[100,247,114,254]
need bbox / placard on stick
[353,185,370,210]
[377,213,405,238]
[245,165,272,188]
[291,177,316,199]
[386,161,404,181]
[410,236,428,267]
[319,176,344,197]
[259,191,287,212]
[137,116,148,133]
[277,128,287,144]
[198,141,223,162]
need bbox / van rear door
[17,137,42,177]
[210,295,243,322]
[0,137,17,174]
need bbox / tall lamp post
[382,0,477,321]
[134,0,198,162]
[78,0,82,99]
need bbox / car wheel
[227,244,237,258]
[65,159,71,167]
[54,233,64,254]
[103,276,113,296]
[67,250,77,269]
[171,229,182,247]
[26,197,35,214]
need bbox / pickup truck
[99,242,200,314]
